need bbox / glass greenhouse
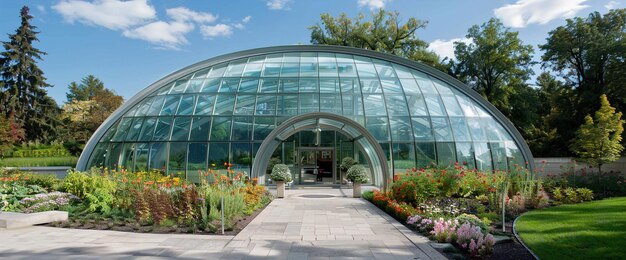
[77,45,533,187]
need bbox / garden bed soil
[43,198,271,236]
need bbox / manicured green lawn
[516,197,626,259]
[0,156,78,167]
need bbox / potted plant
[270,164,292,198]
[340,157,357,184]
[346,165,369,198]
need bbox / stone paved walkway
[0,187,445,259]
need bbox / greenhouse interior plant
[340,157,358,185]
[346,165,369,198]
[270,164,292,198]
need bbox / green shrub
[346,165,369,183]
[362,190,374,201]
[270,164,292,182]
[64,169,116,214]
[455,213,490,234]
[23,174,63,191]
[0,156,78,167]
[340,157,358,172]
[577,188,593,202]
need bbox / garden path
[0,187,445,259]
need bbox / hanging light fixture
[314,124,322,146]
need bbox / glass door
[297,148,335,185]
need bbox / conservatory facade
[76,45,534,188]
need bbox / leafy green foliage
[340,157,357,172]
[571,94,624,172]
[63,169,116,214]
[346,165,369,183]
[270,164,292,182]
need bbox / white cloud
[233,16,252,29]
[123,21,194,50]
[201,24,233,38]
[36,5,46,14]
[242,16,252,23]
[53,0,156,30]
[605,1,620,9]
[428,38,473,60]
[494,0,589,28]
[166,7,217,23]
[267,0,291,10]
[357,0,392,10]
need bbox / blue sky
[0,0,620,104]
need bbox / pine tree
[0,6,58,141]
[571,94,624,173]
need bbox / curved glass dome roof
[77,45,533,180]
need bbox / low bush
[19,191,79,213]
[552,187,594,204]
[0,156,78,167]
[270,164,292,182]
[346,165,369,184]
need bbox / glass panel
[185,79,204,93]
[431,117,454,141]
[483,117,503,141]
[201,78,220,93]
[424,95,447,116]
[340,78,359,94]
[152,118,172,141]
[112,118,132,141]
[360,79,382,93]
[232,116,253,141]
[210,117,231,141]
[412,117,434,141]
[207,64,227,78]
[169,79,188,94]
[318,94,341,114]
[300,52,317,62]
[192,68,210,79]
[280,78,299,93]
[242,62,263,77]
[176,95,196,115]
[299,93,319,113]
[374,61,396,78]
[319,63,338,77]
[455,142,476,168]
[318,52,336,63]
[87,143,107,168]
[213,94,236,115]
[149,142,167,171]
[125,118,144,141]
[413,71,438,94]
[160,96,180,116]
[384,94,409,115]
[393,64,413,78]
[335,54,353,62]
[389,116,412,141]
[189,117,210,141]
[337,62,358,77]
[232,143,252,173]
[171,117,191,141]
[341,94,363,116]
[277,95,298,115]
[393,143,415,172]
[353,55,371,63]
[363,94,386,116]
[474,142,492,171]
[146,96,165,116]
[436,142,456,166]
[208,143,229,168]
[280,63,299,77]
[187,143,208,181]
[134,143,149,171]
[253,117,275,141]
[234,94,256,115]
[194,95,215,115]
[356,62,378,78]
[223,59,246,77]
[456,95,479,117]
[134,97,153,116]
[405,94,428,116]
[255,95,276,115]
[490,142,508,171]
[106,143,124,169]
[432,79,454,95]
[449,117,472,141]
[265,54,282,62]
[366,116,389,141]
[415,142,436,168]
[506,141,525,169]
[283,53,300,62]
[156,83,173,96]
[467,117,487,141]
[219,79,240,93]
[238,79,259,93]
[262,63,281,77]
[299,78,318,92]
[138,117,157,141]
[319,78,340,93]
[441,95,463,116]
[260,78,279,93]
[100,122,119,142]
[299,62,318,77]
[168,142,187,173]
[381,79,403,93]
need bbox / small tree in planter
[340,157,358,184]
[270,164,292,198]
[346,165,369,198]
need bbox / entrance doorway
[298,148,335,184]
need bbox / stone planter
[276,181,285,198]
[353,182,362,198]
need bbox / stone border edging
[361,198,447,260]
[513,213,540,260]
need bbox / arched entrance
[252,112,389,189]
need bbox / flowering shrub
[455,222,495,257]
[346,165,369,183]
[20,192,79,213]
[431,218,459,243]
[455,213,490,234]
[270,164,292,182]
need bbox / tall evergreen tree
[0,6,57,141]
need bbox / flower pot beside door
[346,165,369,198]
[270,164,292,199]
